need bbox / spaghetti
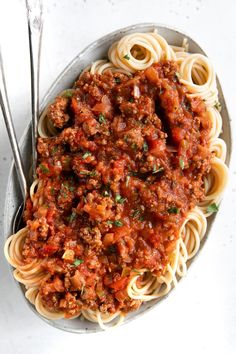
[4,30,228,330]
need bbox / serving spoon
[0,0,43,233]
[26,0,43,179]
[0,49,27,232]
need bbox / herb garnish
[80,170,97,177]
[113,220,123,227]
[131,142,137,150]
[62,183,75,192]
[82,151,91,159]
[124,54,130,60]
[132,210,140,218]
[214,101,222,112]
[69,211,77,222]
[179,158,185,170]
[73,259,84,266]
[39,164,49,174]
[51,146,58,155]
[168,207,180,214]
[115,77,121,84]
[98,113,106,124]
[143,141,148,152]
[63,90,74,98]
[153,165,164,174]
[115,194,126,204]
[107,220,123,227]
[207,203,219,213]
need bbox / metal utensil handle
[0,50,28,199]
[26,0,43,179]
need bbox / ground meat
[47,96,70,128]
[23,61,212,317]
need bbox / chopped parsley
[82,151,91,159]
[124,135,129,143]
[207,203,219,213]
[51,146,58,155]
[62,183,74,192]
[115,194,126,204]
[153,165,164,174]
[62,90,74,98]
[80,170,97,177]
[131,142,137,150]
[129,97,134,103]
[115,77,121,84]
[73,259,84,266]
[168,207,180,214]
[113,220,123,227]
[51,187,55,195]
[69,211,77,222]
[89,170,97,177]
[98,113,106,124]
[39,164,49,174]
[179,158,185,170]
[143,141,148,152]
[153,164,158,174]
[214,101,222,112]
[107,220,123,227]
[124,54,130,60]
[132,210,140,218]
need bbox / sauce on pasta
[22,61,212,317]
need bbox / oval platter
[4,23,232,333]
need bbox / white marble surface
[0,0,236,353]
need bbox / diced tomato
[115,289,128,302]
[103,233,114,247]
[47,205,57,224]
[71,97,80,115]
[145,66,159,84]
[40,244,59,257]
[109,276,129,291]
[148,138,165,157]
[113,226,131,242]
[172,127,186,143]
[92,95,112,116]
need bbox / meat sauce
[23,61,212,316]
